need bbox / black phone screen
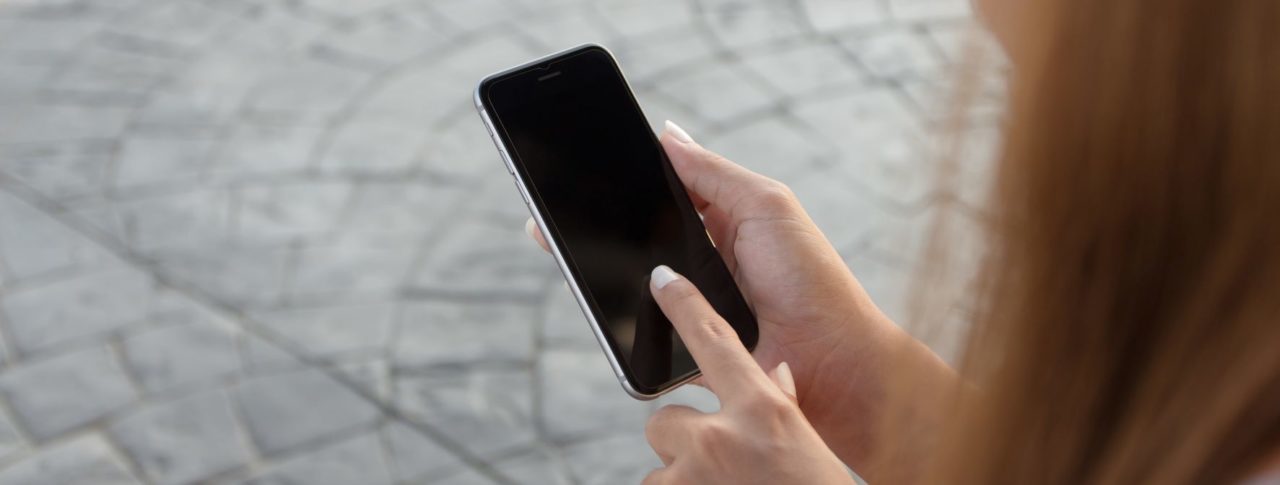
[479,46,758,395]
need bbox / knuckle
[752,181,797,210]
[697,317,737,342]
[745,390,794,418]
[693,420,732,449]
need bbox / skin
[529,125,956,483]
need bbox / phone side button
[514,179,533,205]
[498,148,515,175]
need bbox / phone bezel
[473,44,732,400]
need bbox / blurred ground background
[0,0,999,483]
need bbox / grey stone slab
[538,350,649,441]
[393,369,535,457]
[514,10,614,52]
[153,245,289,307]
[539,284,598,350]
[308,8,448,67]
[113,189,232,253]
[611,28,717,84]
[209,124,321,181]
[122,314,241,393]
[799,0,887,32]
[739,41,867,98]
[0,190,113,285]
[48,44,182,97]
[429,470,498,485]
[233,181,353,247]
[702,116,839,181]
[0,104,132,144]
[595,0,695,38]
[493,448,574,485]
[113,135,216,188]
[839,28,947,81]
[242,58,372,122]
[109,390,251,485]
[888,0,972,21]
[239,335,306,374]
[0,408,26,462]
[701,0,808,48]
[318,117,430,174]
[286,242,417,301]
[656,62,779,124]
[244,432,391,485]
[253,304,394,359]
[0,434,140,485]
[103,1,244,51]
[381,422,464,483]
[0,266,152,355]
[394,301,535,370]
[0,155,111,200]
[562,434,659,485]
[0,345,138,441]
[232,368,379,456]
[408,218,553,299]
[338,183,467,239]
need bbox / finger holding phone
[640,265,854,485]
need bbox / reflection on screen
[485,48,757,393]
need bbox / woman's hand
[525,121,955,481]
[641,265,854,485]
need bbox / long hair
[915,1,1280,483]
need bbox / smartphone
[474,45,758,399]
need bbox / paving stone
[539,283,598,350]
[253,304,394,359]
[740,41,867,98]
[153,246,289,307]
[394,301,535,370]
[319,116,431,173]
[232,368,379,456]
[703,116,840,182]
[286,242,417,301]
[799,0,888,32]
[0,153,111,200]
[0,191,113,285]
[113,189,232,253]
[244,432,391,485]
[209,124,321,181]
[516,10,613,52]
[0,345,137,441]
[0,409,26,462]
[114,134,218,189]
[840,28,947,81]
[492,448,574,485]
[393,369,535,457]
[562,434,659,485]
[381,422,465,482]
[701,0,809,48]
[109,391,251,485]
[889,0,972,22]
[611,28,717,84]
[239,335,306,374]
[122,314,241,393]
[656,62,778,124]
[0,266,152,355]
[408,218,553,299]
[233,181,352,247]
[596,0,695,38]
[0,434,140,485]
[538,349,649,441]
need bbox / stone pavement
[0,0,1001,483]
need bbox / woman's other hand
[641,265,853,485]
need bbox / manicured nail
[776,361,797,397]
[525,218,537,239]
[664,120,694,144]
[651,265,680,289]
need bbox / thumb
[768,361,798,404]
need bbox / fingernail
[664,120,694,144]
[525,217,537,239]
[777,361,797,397]
[651,265,681,289]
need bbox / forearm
[795,311,961,483]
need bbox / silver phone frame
[473,44,701,401]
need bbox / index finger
[648,265,771,400]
